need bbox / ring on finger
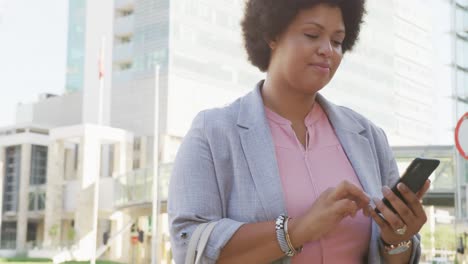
[394,224,407,236]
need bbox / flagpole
[98,36,105,126]
[151,64,161,264]
[91,35,105,264]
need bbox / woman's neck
[261,77,317,124]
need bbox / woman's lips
[310,63,330,74]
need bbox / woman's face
[268,4,346,95]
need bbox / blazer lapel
[317,94,384,263]
[237,82,286,220]
[317,94,382,198]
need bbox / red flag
[98,50,104,79]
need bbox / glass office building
[323,0,452,146]
[65,0,86,93]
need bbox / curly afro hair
[241,0,366,72]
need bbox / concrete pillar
[64,147,75,181]
[100,145,111,178]
[0,146,5,244]
[110,216,121,260]
[17,144,31,251]
[127,140,133,174]
[75,135,101,259]
[109,211,132,263]
[37,220,44,247]
[139,137,148,169]
[44,141,64,248]
[113,142,127,178]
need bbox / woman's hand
[289,180,371,246]
[369,180,430,244]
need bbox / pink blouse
[265,103,371,263]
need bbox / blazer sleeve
[168,111,245,264]
[378,128,421,264]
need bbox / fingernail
[398,183,408,192]
[382,186,391,196]
[362,207,369,217]
[368,204,375,212]
[364,193,371,202]
[372,197,381,207]
[364,205,373,217]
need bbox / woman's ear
[268,40,277,50]
[265,35,277,50]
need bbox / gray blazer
[168,81,421,263]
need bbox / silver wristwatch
[380,238,412,255]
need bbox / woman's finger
[369,205,391,231]
[381,186,415,224]
[416,180,431,200]
[330,181,370,207]
[372,197,405,231]
[332,199,359,218]
[398,183,427,220]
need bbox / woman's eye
[304,34,319,39]
[332,41,343,46]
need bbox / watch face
[388,245,410,255]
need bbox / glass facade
[456,2,468,104]
[170,0,260,88]
[323,0,443,146]
[28,190,46,212]
[132,0,169,77]
[1,222,17,249]
[30,145,47,185]
[26,222,38,244]
[65,0,86,93]
[112,0,170,82]
[3,146,20,213]
[166,0,264,137]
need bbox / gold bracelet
[284,217,303,255]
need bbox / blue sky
[0,0,68,126]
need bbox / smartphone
[376,157,440,214]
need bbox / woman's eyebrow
[304,21,345,34]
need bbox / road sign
[455,112,468,160]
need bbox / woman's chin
[301,80,328,94]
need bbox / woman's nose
[317,40,333,57]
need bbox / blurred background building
[0,0,466,263]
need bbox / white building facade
[0,0,466,262]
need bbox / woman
[168,0,429,263]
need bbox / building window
[3,146,20,213]
[133,137,141,151]
[27,222,38,246]
[28,191,46,212]
[117,34,133,44]
[117,8,134,17]
[28,193,35,211]
[1,222,17,249]
[133,159,140,170]
[119,62,133,71]
[30,145,47,185]
[74,144,79,170]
